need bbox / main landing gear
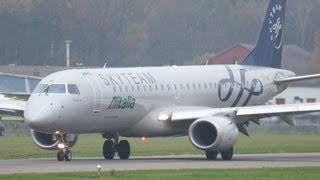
[205,147,234,160]
[102,133,130,160]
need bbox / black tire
[205,150,218,160]
[57,150,64,161]
[64,149,72,161]
[103,140,115,159]
[221,147,233,160]
[0,129,4,136]
[117,140,130,160]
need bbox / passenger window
[47,84,66,94]
[113,86,116,93]
[68,84,80,94]
[161,84,164,91]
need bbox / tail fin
[243,0,286,68]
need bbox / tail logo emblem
[269,4,283,50]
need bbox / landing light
[141,137,146,141]
[158,114,170,121]
[55,131,60,134]
[97,165,102,177]
[58,143,65,149]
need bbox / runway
[1,153,320,174]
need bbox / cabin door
[82,72,103,113]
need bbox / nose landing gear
[55,133,73,161]
[102,132,130,160]
[57,148,72,161]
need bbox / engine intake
[31,130,78,150]
[188,116,238,151]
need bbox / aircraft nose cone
[24,101,61,131]
[24,110,48,130]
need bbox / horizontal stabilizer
[275,74,320,85]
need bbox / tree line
[0,0,319,67]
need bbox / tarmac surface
[1,153,320,174]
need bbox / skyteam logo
[269,4,283,50]
[218,66,263,107]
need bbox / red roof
[209,43,253,64]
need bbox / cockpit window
[33,84,66,94]
[47,84,66,94]
[33,84,48,93]
[68,84,80,94]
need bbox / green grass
[0,116,24,121]
[0,132,320,159]
[1,167,320,180]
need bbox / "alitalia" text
[107,96,136,110]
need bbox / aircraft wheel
[117,140,130,159]
[205,150,218,160]
[57,150,64,161]
[221,147,233,160]
[103,140,115,159]
[64,149,72,161]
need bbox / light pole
[65,40,72,67]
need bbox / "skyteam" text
[98,72,157,86]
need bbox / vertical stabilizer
[243,0,286,68]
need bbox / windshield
[33,84,48,93]
[47,84,66,94]
[33,84,66,94]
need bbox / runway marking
[1,153,320,174]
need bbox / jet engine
[188,116,238,151]
[31,130,78,150]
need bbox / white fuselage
[24,65,295,137]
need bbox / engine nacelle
[188,116,238,151]
[31,130,78,150]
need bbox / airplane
[2,0,320,162]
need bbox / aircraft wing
[162,103,320,135]
[0,98,26,116]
